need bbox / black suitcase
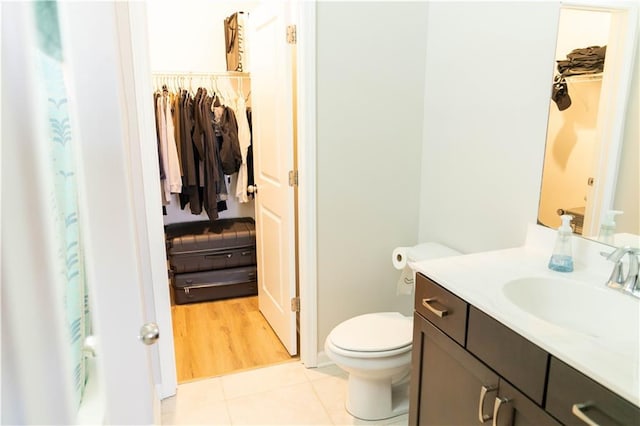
[172,265,258,305]
[165,218,256,274]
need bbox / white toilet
[324,312,413,420]
[325,242,462,421]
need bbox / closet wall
[146,1,259,224]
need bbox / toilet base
[345,374,410,421]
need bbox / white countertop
[410,225,640,407]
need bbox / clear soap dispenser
[598,210,623,245]
[548,214,574,272]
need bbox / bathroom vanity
[408,228,640,426]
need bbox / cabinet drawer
[466,306,549,405]
[415,274,468,346]
[546,357,640,426]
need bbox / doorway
[144,1,300,384]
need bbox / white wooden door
[250,1,298,355]
[59,2,160,423]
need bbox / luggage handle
[204,253,233,259]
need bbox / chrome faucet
[600,247,640,298]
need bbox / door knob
[139,322,160,345]
[248,184,258,194]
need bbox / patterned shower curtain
[33,1,91,408]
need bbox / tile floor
[161,361,409,425]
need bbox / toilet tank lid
[329,312,412,352]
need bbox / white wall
[146,0,259,73]
[316,1,429,351]
[146,0,258,224]
[554,9,611,61]
[418,1,561,254]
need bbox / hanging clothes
[157,90,182,203]
[198,88,228,220]
[213,104,242,175]
[235,96,251,203]
[178,90,202,214]
[245,107,255,198]
[152,74,252,221]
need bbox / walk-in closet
[146,1,298,383]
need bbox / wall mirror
[537,3,639,248]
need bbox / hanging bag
[551,75,571,111]
[224,12,245,72]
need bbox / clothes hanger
[213,76,222,107]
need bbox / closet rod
[564,72,602,83]
[152,71,250,78]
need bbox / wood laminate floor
[172,296,295,383]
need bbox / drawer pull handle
[422,298,448,317]
[492,397,512,426]
[478,384,498,422]
[572,402,600,426]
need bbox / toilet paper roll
[392,243,463,295]
[392,246,412,270]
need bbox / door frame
[296,1,318,369]
[124,1,318,398]
[114,2,178,399]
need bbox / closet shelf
[565,72,602,83]
[152,71,250,78]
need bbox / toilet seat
[327,312,412,357]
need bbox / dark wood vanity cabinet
[409,274,557,425]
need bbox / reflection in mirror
[538,4,639,248]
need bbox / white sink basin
[503,277,639,340]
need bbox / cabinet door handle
[478,384,498,422]
[492,397,512,426]
[422,298,448,317]
[572,402,600,426]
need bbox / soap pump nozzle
[599,210,623,244]
[559,214,573,234]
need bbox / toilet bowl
[324,312,413,421]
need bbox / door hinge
[286,25,297,44]
[290,297,300,312]
[288,170,298,187]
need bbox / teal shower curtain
[33,1,91,408]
